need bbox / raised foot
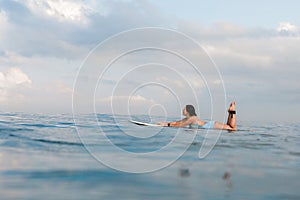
[228,101,236,112]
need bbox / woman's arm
[157,118,186,127]
[158,118,193,128]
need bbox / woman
[158,102,237,131]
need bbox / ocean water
[0,113,299,200]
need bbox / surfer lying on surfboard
[157,101,237,131]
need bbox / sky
[0,0,299,123]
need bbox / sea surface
[0,113,299,200]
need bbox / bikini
[189,111,235,129]
[189,119,215,129]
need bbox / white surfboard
[129,120,162,127]
[129,120,248,132]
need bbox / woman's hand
[157,122,168,126]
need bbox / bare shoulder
[188,116,198,123]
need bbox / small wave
[8,133,83,147]
[0,126,33,133]
[0,113,18,117]
[260,133,278,138]
[289,151,300,156]
[32,138,84,146]
[57,122,75,126]
[19,123,58,128]
[235,142,275,150]
[1,169,130,181]
[215,144,234,149]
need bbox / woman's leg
[214,121,234,130]
[227,101,237,130]
[214,101,237,131]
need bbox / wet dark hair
[186,105,197,116]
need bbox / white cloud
[0,0,169,58]
[0,67,32,102]
[277,22,299,33]
[24,0,102,24]
[0,67,32,87]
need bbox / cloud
[156,76,206,89]
[179,20,300,42]
[0,0,169,58]
[0,67,32,102]
[203,44,273,71]
[0,9,8,33]
[0,0,174,114]
[25,0,95,24]
[277,22,299,33]
[97,95,157,115]
[69,20,300,120]
[51,80,73,95]
[98,95,155,103]
[180,22,299,76]
[175,21,300,122]
[0,67,32,88]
